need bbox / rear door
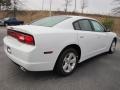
[73,19,102,61]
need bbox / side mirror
[105,28,111,32]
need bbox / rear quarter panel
[31,29,78,68]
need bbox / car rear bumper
[5,50,52,71]
[3,36,56,71]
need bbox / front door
[90,20,108,52]
[73,19,101,62]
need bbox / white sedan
[4,15,117,76]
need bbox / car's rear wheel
[55,48,79,76]
[109,40,116,54]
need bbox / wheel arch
[54,44,81,69]
[113,37,117,44]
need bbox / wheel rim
[62,52,77,73]
[111,42,116,52]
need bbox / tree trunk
[0,3,1,11]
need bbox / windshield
[31,16,70,27]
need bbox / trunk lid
[7,25,53,35]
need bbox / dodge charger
[3,15,117,76]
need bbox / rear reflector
[7,29,35,45]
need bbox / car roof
[53,15,97,29]
[54,15,96,20]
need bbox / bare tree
[112,0,120,15]
[12,0,24,10]
[81,0,87,14]
[0,0,11,11]
[74,0,77,12]
[0,0,4,11]
[49,0,52,16]
[42,0,44,10]
[11,0,24,17]
[64,0,72,12]
[5,0,12,10]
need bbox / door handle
[97,36,100,38]
[80,36,84,38]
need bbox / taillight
[7,30,35,45]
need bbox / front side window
[31,16,70,27]
[91,20,105,32]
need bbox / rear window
[31,16,70,27]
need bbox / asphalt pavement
[0,27,120,90]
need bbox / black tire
[4,23,8,27]
[108,40,116,54]
[54,48,79,76]
[21,22,24,25]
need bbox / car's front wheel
[109,40,116,54]
[55,48,79,76]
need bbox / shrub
[102,17,114,31]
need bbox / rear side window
[74,22,81,30]
[79,20,93,31]
[73,19,93,31]
[31,16,70,27]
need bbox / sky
[21,0,114,15]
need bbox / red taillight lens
[24,35,34,45]
[7,30,35,45]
